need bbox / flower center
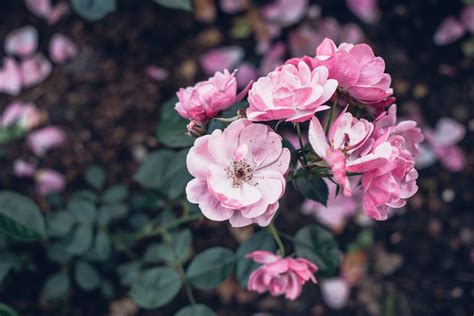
[225,159,254,188]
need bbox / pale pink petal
[13,159,37,177]
[47,2,69,25]
[199,46,244,75]
[27,126,66,156]
[308,116,329,158]
[434,16,465,45]
[4,26,38,58]
[20,53,52,88]
[0,58,22,96]
[35,169,65,195]
[246,250,280,264]
[49,34,78,64]
[321,277,350,309]
[25,0,51,18]
[346,0,380,24]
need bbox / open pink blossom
[13,159,37,177]
[4,26,38,58]
[0,57,22,96]
[145,65,168,81]
[199,47,244,75]
[1,101,42,130]
[186,119,290,227]
[262,0,308,27]
[346,0,380,24]
[35,169,65,195]
[27,126,66,156]
[246,250,317,300]
[247,60,337,122]
[461,5,474,33]
[20,53,52,88]
[320,277,350,309]
[49,34,77,64]
[176,69,250,123]
[434,16,465,45]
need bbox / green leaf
[186,247,235,290]
[42,271,70,300]
[161,149,192,199]
[0,191,46,240]
[47,241,73,263]
[130,267,182,309]
[294,175,329,206]
[118,261,142,286]
[68,198,97,225]
[0,252,18,283]
[0,303,19,316]
[86,230,111,261]
[75,261,101,291]
[102,185,128,203]
[175,304,216,316]
[97,203,128,225]
[84,165,106,190]
[71,190,98,203]
[47,211,75,237]
[67,225,94,255]
[236,231,277,287]
[71,0,116,21]
[294,224,341,276]
[156,97,194,148]
[155,0,191,12]
[144,229,192,264]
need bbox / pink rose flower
[433,16,465,45]
[1,101,42,130]
[346,0,380,24]
[13,159,37,177]
[186,119,290,227]
[35,169,65,195]
[49,34,78,64]
[247,60,337,122]
[246,250,317,300]
[20,53,52,88]
[0,57,22,96]
[4,26,38,58]
[27,126,66,156]
[176,69,250,123]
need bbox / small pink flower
[346,0,380,24]
[0,57,22,96]
[246,250,317,300]
[27,126,66,156]
[199,47,244,76]
[35,169,65,195]
[1,101,42,130]
[186,119,290,227]
[434,16,465,45]
[461,5,474,33]
[262,0,308,27]
[4,26,38,58]
[145,65,169,82]
[13,159,37,177]
[247,60,337,122]
[20,53,52,88]
[49,34,77,64]
[176,69,250,123]
[320,277,350,309]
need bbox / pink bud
[49,34,78,64]
[199,46,244,75]
[4,26,38,58]
[27,126,66,156]
[145,65,169,81]
[13,160,37,177]
[35,169,65,195]
[0,57,22,96]
[434,16,465,45]
[20,53,52,88]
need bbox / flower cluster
[175,38,423,300]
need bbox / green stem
[176,263,196,305]
[267,223,285,256]
[325,92,339,134]
[295,123,308,167]
[136,212,203,240]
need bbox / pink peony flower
[346,0,380,24]
[246,250,317,300]
[1,101,42,130]
[433,16,465,45]
[176,69,250,123]
[320,277,350,309]
[49,34,78,64]
[145,65,169,81]
[20,53,52,88]
[35,169,65,195]
[4,26,38,58]
[0,57,22,96]
[186,119,290,227]
[13,159,37,177]
[27,126,66,156]
[199,47,244,76]
[247,60,337,123]
[461,5,474,33]
[312,38,393,108]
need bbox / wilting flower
[247,60,337,122]
[20,53,52,88]
[49,34,77,64]
[27,126,66,156]
[35,169,65,195]
[320,277,350,309]
[4,26,38,58]
[346,0,380,24]
[246,250,317,300]
[186,119,290,227]
[433,16,465,45]
[176,69,249,123]
[1,101,42,130]
[199,46,244,75]
[13,159,37,177]
[0,57,22,96]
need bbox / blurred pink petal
[145,65,169,81]
[4,26,38,58]
[346,0,380,24]
[49,34,77,64]
[432,117,466,147]
[220,0,249,14]
[320,277,350,309]
[262,0,308,27]
[1,101,42,130]
[434,16,465,45]
[24,0,51,18]
[289,25,323,57]
[415,143,436,169]
[47,2,69,25]
[461,5,474,33]
[20,53,52,88]
[235,62,257,89]
[35,169,65,195]
[340,23,364,44]
[260,42,286,75]
[14,159,37,177]
[27,126,66,156]
[0,58,22,96]
[199,46,244,75]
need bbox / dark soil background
[0,0,472,315]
